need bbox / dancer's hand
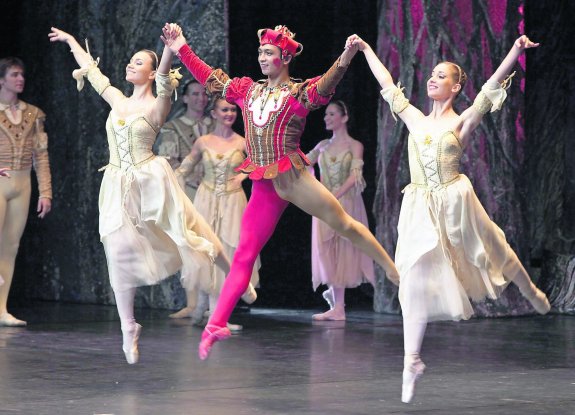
[0,168,10,178]
[48,27,74,44]
[340,41,358,67]
[346,34,368,52]
[37,197,52,219]
[161,23,187,53]
[514,35,539,50]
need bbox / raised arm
[459,35,539,140]
[48,27,123,107]
[348,34,424,130]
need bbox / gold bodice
[408,131,462,190]
[318,150,353,191]
[105,113,159,170]
[200,147,245,193]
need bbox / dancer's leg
[277,170,399,283]
[312,286,346,321]
[402,319,427,403]
[503,249,550,314]
[0,174,30,326]
[199,180,288,359]
[114,287,141,364]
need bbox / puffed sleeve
[177,44,254,105]
[32,108,52,199]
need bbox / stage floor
[0,302,573,415]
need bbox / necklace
[250,83,289,119]
[0,100,20,112]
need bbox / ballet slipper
[122,323,142,365]
[169,306,194,319]
[240,284,257,304]
[401,358,425,403]
[322,288,335,310]
[522,287,551,315]
[312,308,346,321]
[198,324,231,360]
[0,312,26,327]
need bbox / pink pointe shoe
[401,359,425,403]
[198,324,231,360]
[526,288,551,315]
[122,323,142,364]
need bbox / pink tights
[203,179,288,332]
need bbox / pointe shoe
[401,359,425,403]
[198,324,231,360]
[169,306,194,319]
[322,288,335,310]
[227,322,243,332]
[0,313,27,327]
[240,284,257,305]
[122,323,142,365]
[312,308,346,321]
[525,288,551,315]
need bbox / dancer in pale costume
[172,96,260,329]
[307,100,375,321]
[0,57,52,327]
[49,26,231,364]
[349,34,551,403]
[161,23,399,360]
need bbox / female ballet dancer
[172,96,259,330]
[349,33,550,403]
[307,100,375,321]
[49,26,230,364]
[160,23,399,360]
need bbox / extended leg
[504,249,550,314]
[277,170,399,283]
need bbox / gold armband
[380,82,409,121]
[473,71,515,114]
[156,68,183,100]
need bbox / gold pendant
[424,135,432,145]
[216,154,224,160]
[118,119,125,126]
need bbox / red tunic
[177,44,348,180]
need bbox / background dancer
[0,57,52,327]
[173,96,259,329]
[306,100,375,321]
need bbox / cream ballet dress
[96,73,221,293]
[396,130,516,323]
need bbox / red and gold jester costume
[176,25,352,359]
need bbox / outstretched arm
[348,34,424,130]
[175,137,203,181]
[48,27,123,107]
[459,35,539,140]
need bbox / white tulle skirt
[397,175,516,323]
[98,157,221,293]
